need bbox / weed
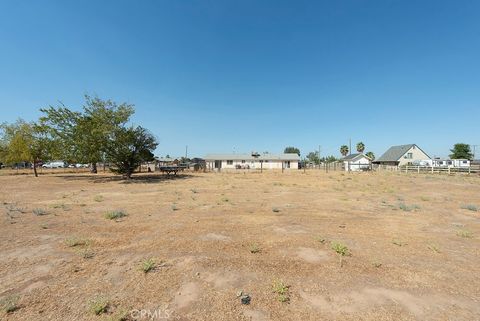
[461,204,478,212]
[221,197,229,203]
[1,295,20,313]
[456,230,473,238]
[32,208,48,216]
[94,195,104,202]
[331,242,350,256]
[171,204,178,211]
[79,248,95,259]
[420,196,430,201]
[392,240,407,246]
[272,279,290,302]
[272,207,281,213]
[65,237,90,247]
[190,189,198,194]
[427,244,440,253]
[372,262,382,268]
[141,258,156,273]
[398,202,420,212]
[89,297,109,315]
[249,243,261,254]
[105,210,127,220]
[315,236,326,244]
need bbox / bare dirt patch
[0,171,479,320]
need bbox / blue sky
[1,0,479,159]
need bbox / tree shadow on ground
[58,173,195,184]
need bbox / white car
[42,161,67,168]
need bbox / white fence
[376,165,480,175]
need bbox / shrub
[141,258,156,273]
[105,210,127,220]
[461,204,478,212]
[33,208,48,216]
[89,297,109,315]
[331,242,350,256]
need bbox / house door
[284,161,290,168]
[214,160,222,169]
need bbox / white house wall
[398,146,430,166]
[206,160,298,170]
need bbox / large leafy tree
[365,151,375,160]
[340,145,349,157]
[40,96,134,173]
[0,120,55,177]
[104,126,158,179]
[449,143,473,160]
[284,146,300,156]
[356,142,365,153]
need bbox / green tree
[323,155,338,163]
[0,120,55,177]
[306,151,320,164]
[449,143,473,160]
[40,96,134,173]
[284,146,300,156]
[340,145,349,157]
[356,142,365,153]
[104,126,158,179]
[365,151,375,160]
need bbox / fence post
[405,166,408,173]
[431,166,433,174]
[448,167,450,175]
[417,166,420,174]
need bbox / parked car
[42,161,67,168]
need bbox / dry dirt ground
[0,170,479,321]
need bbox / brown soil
[0,170,479,320]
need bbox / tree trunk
[33,161,38,177]
[91,162,97,174]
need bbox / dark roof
[376,144,430,162]
[341,153,371,161]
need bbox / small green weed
[105,210,127,220]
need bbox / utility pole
[318,145,321,169]
[185,145,188,159]
[472,145,479,159]
[349,138,352,155]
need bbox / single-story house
[341,153,372,171]
[373,144,431,166]
[204,152,300,170]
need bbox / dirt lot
[0,170,479,320]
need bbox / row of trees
[0,96,158,178]
[339,142,375,160]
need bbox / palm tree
[356,142,365,153]
[340,145,349,157]
[365,151,375,160]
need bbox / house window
[241,160,245,163]
[406,153,413,159]
[264,160,269,163]
[227,160,233,165]
[462,160,467,164]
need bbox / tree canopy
[306,151,320,164]
[284,146,300,156]
[365,151,375,160]
[0,120,56,176]
[356,142,365,153]
[105,126,158,179]
[449,143,473,160]
[340,145,349,157]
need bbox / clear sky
[1,0,479,159]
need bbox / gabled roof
[376,144,430,162]
[341,153,371,161]
[204,153,300,161]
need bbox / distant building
[432,159,470,168]
[341,153,371,171]
[374,144,430,166]
[204,152,300,170]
